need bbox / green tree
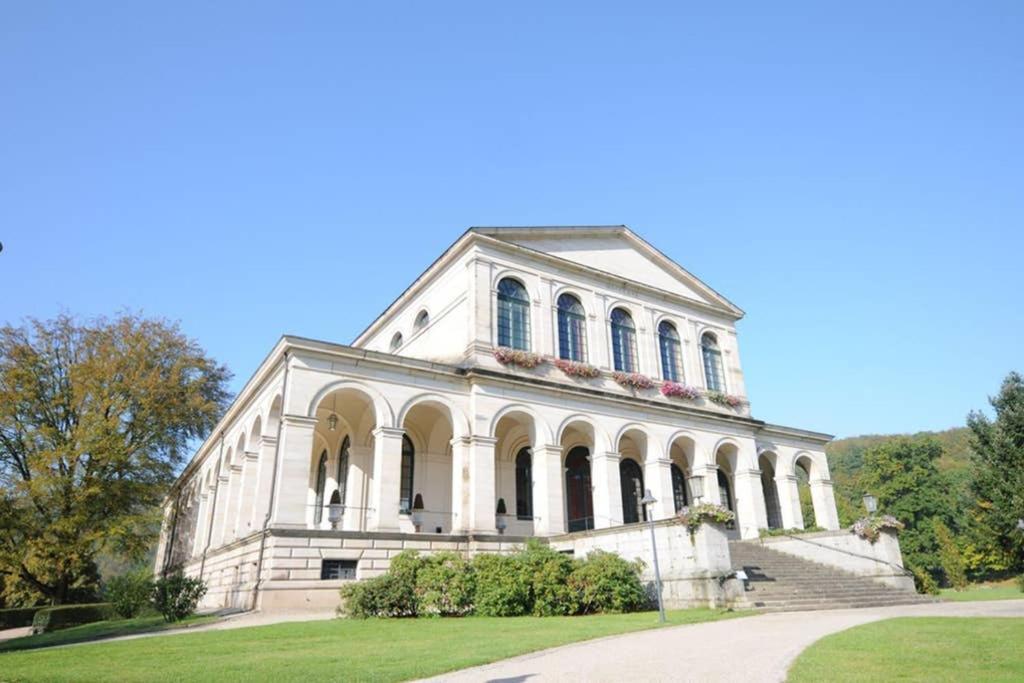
[967,371,1024,574]
[0,314,230,605]
[857,437,954,580]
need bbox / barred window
[400,434,415,514]
[321,559,357,580]
[497,278,531,350]
[313,450,328,525]
[610,308,637,372]
[658,321,683,382]
[701,332,725,392]
[557,293,587,362]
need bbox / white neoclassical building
[156,226,848,611]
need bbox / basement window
[321,559,357,580]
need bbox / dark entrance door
[565,446,594,532]
[619,458,646,524]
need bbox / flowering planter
[661,382,700,400]
[612,372,656,391]
[493,347,545,369]
[553,358,602,379]
[705,390,743,408]
[851,514,904,543]
[676,502,735,535]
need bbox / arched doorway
[671,463,688,512]
[619,458,645,524]
[795,456,817,529]
[759,454,783,530]
[565,446,594,532]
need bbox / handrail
[763,532,912,577]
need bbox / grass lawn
[0,614,220,653]
[0,608,744,682]
[788,617,1024,682]
[941,580,1024,602]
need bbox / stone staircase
[729,539,935,612]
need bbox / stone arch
[794,452,821,529]
[556,414,611,454]
[249,416,263,448]
[758,451,783,530]
[489,403,554,447]
[307,380,394,429]
[396,393,470,439]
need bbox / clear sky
[2,2,1021,438]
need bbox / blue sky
[2,2,1021,438]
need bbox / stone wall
[548,519,738,608]
[757,529,916,591]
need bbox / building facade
[156,227,842,611]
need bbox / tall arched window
[671,463,688,513]
[717,469,734,512]
[400,435,415,514]
[313,450,328,525]
[497,278,531,350]
[565,446,594,532]
[557,293,587,361]
[658,321,683,382]
[515,447,533,520]
[610,308,637,372]
[701,332,725,392]
[337,436,350,508]
[619,458,646,524]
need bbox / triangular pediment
[473,227,742,317]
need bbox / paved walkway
[422,600,1024,683]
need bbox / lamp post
[640,489,666,624]
[327,490,344,530]
[689,474,705,505]
[863,494,878,514]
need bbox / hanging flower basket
[851,514,904,543]
[493,347,545,369]
[612,372,656,391]
[676,502,735,535]
[705,390,743,408]
[661,381,701,400]
[553,358,602,379]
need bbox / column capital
[648,458,673,467]
[243,450,259,462]
[468,435,498,447]
[373,426,406,439]
[534,443,563,455]
[282,414,319,428]
[775,474,799,483]
[592,450,621,462]
[229,463,243,474]
[810,478,834,487]
[259,435,278,446]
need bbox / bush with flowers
[851,514,905,543]
[661,382,700,400]
[676,502,735,535]
[553,358,602,379]
[612,372,656,391]
[705,390,743,408]
[493,347,545,369]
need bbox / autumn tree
[0,314,230,605]
[967,371,1024,574]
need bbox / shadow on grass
[0,614,220,653]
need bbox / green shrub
[0,607,39,629]
[105,570,154,618]
[1016,574,1024,593]
[152,571,207,622]
[933,519,968,590]
[415,552,475,617]
[910,565,940,595]
[472,553,531,617]
[31,603,114,634]
[569,550,647,614]
[520,540,578,616]
[340,551,422,618]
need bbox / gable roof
[471,226,743,317]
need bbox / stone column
[209,471,231,546]
[532,444,566,535]
[269,414,318,529]
[192,492,210,557]
[591,451,624,528]
[810,478,841,530]
[644,458,676,520]
[248,435,278,532]
[775,474,802,529]
[234,451,260,538]
[370,427,405,531]
[733,468,769,539]
[467,436,497,533]
[449,436,469,533]
[221,463,243,542]
[693,463,721,505]
[345,445,373,531]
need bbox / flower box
[661,381,700,400]
[705,390,743,408]
[493,347,545,369]
[553,358,602,379]
[851,514,904,543]
[612,372,656,391]
[676,502,735,535]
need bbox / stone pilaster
[591,451,624,528]
[248,436,278,532]
[532,444,566,535]
[269,415,318,529]
[733,468,768,539]
[370,426,405,531]
[467,435,497,533]
[644,458,676,521]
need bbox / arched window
[497,278,531,350]
[337,436,350,507]
[390,332,403,352]
[619,458,646,524]
[515,447,533,520]
[313,450,328,525]
[414,310,429,330]
[557,293,587,362]
[671,463,688,513]
[565,446,594,532]
[658,321,683,382]
[701,332,725,392]
[717,469,734,512]
[610,308,637,372]
[399,434,415,514]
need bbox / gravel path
[420,600,1024,683]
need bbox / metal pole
[648,516,666,623]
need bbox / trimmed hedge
[31,603,114,634]
[0,607,40,629]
